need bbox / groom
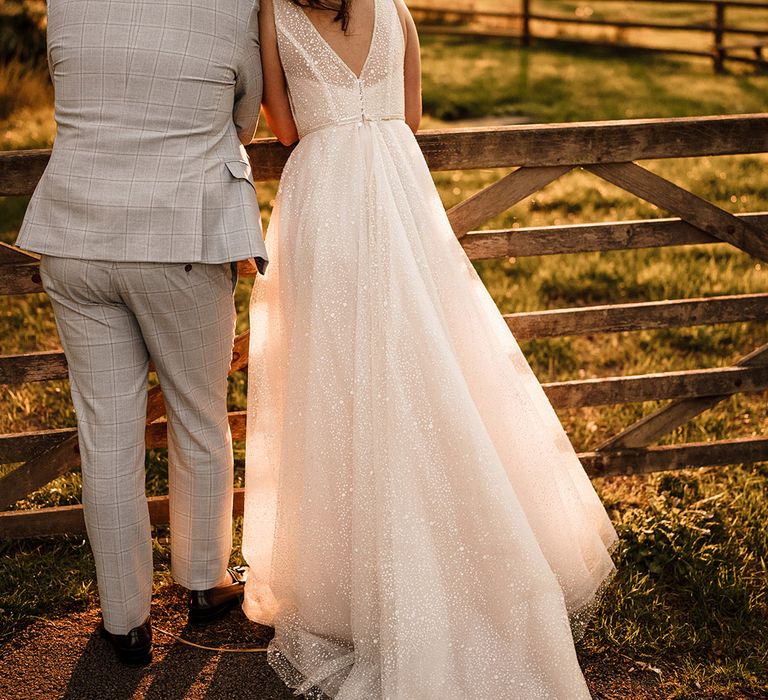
[16,0,267,665]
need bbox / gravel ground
[0,585,665,700]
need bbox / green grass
[420,36,768,122]
[594,466,768,697]
[1,35,768,697]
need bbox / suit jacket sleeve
[233,0,263,146]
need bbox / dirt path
[0,586,666,700]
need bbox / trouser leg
[39,256,152,634]
[121,262,237,590]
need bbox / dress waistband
[301,114,405,138]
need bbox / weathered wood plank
[144,386,166,426]
[0,332,251,509]
[416,26,725,63]
[221,213,768,278]
[544,365,768,408]
[0,243,38,266]
[237,258,259,277]
[0,488,247,539]
[4,436,768,537]
[0,260,259,296]
[528,11,716,33]
[412,114,768,175]
[414,0,768,13]
[531,13,768,38]
[585,162,768,262]
[0,148,50,197]
[596,343,768,450]
[420,16,718,39]
[144,411,247,448]
[0,329,248,387]
[460,215,744,259]
[0,388,183,506]
[506,293,768,339]
[0,428,76,464]
[581,436,768,478]
[0,434,81,511]
[0,264,43,295]
[416,25,529,41]
[4,115,768,194]
[447,165,572,238]
[2,363,765,487]
[230,331,250,373]
[409,4,522,20]
[0,411,248,467]
[5,211,748,288]
[0,351,68,384]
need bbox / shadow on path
[0,586,664,699]
[62,628,149,700]
[0,589,293,700]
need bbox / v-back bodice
[274,0,405,137]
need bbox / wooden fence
[410,0,768,72]
[1,113,767,538]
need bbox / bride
[241,0,617,696]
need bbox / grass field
[1,31,768,699]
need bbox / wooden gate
[1,113,767,538]
[409,0,768,72]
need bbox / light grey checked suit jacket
[18,0,268,269]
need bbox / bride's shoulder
[390,0,415,36]
[390,0,414,18]
[390,0,418,44]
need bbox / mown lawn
[1,34,767,698]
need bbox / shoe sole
[99,625,153,666]
[116,647,153,666]
[188,593,243,626]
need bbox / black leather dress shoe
[188,565,247,625]
[99,617,152,665]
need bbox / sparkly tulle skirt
[242,119,617,699]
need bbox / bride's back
[302,0,377,79]
[273,0,406,138]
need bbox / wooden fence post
[714,2,726,73]
[522,0,531,47]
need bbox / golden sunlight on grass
[0,61,54,150]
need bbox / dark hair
[290,0,352,32]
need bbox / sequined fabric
[268,0,404,137]
[242,0,618,697]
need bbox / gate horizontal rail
[1,113,766,537]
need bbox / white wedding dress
[242,0,618,697]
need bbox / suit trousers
[40,256,237,634]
